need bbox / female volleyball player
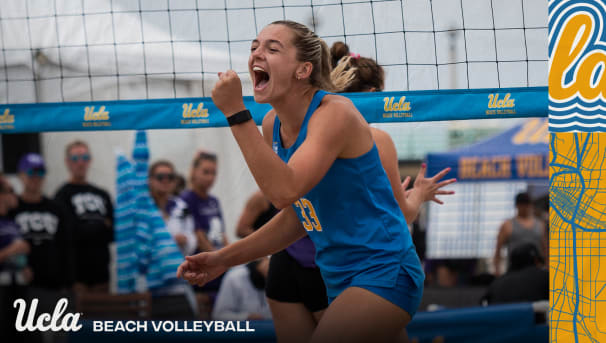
[178,20,450,342]
[261,41,455,343]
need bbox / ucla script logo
[382,96,412,119]
[181,102,210,125]
[549,0,606,131]
[486,93,516,115]
[0,108,15,130]
[14,298,82,332]
[83,106,111,127]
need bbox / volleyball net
[0,0,548,133]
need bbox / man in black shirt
[483,243,548,305]
[55,140,114,293]
[10,153,74,291]
[10,153,76,343]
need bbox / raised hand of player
[407,163,456,205]
[212,70,246,118]
[176,251,227,287]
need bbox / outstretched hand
[176,251,227,287]
[404,163,456,205]
[212,70,246,117]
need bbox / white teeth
[253,66,265,72]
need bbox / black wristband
[227,109,252,126]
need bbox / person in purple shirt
[0,173,30,343]
[180,151,229,252]
[179,151,229,306]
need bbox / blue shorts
[328,266,423,317]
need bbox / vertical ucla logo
[549,0,606,131]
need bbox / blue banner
[0,87,547,133]
[67,303,546,343]
[427,118,548,182]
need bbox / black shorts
[266,250,328,313]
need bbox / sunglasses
[25,168,46,177]
[69,154,91,162]
[153,173,176,182]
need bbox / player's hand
[401,176,413,199]
[176,251,227,287]
[412,164,456,204]
[212,70,246,117]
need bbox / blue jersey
[272,90,424,298]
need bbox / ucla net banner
[0,87,546,133]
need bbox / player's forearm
[403,189,424,225]
[494,254,502,276]
[230,121,300,208]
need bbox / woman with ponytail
[179,21,453,342]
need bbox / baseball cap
[18,153,46,173]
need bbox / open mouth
[253,66,270,91]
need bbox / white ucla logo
[14,298,82,332]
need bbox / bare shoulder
[371,127,392,143]
[261,109,277,145]
[261,109,277,130]
[310,93,362,128]
[501,219,514,235]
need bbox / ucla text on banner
[549,0,606,132]
[0,87,546,133]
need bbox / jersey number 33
[294,198,323,232]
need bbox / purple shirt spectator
[0,217,20,250]
[179,190,225,250]
[0,217,25,274]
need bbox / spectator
[180,151,228,252]
[494,192,547,276]
[179,151,228,310]
[212,257,272,321]
[9,153,74,324]
[147,160,198,319]
[235,190,279,238]
[55,140,113,293]
[149,160,196,257]
[483,243,548,304]
[0,173,29,343]
[173,173,186,197]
